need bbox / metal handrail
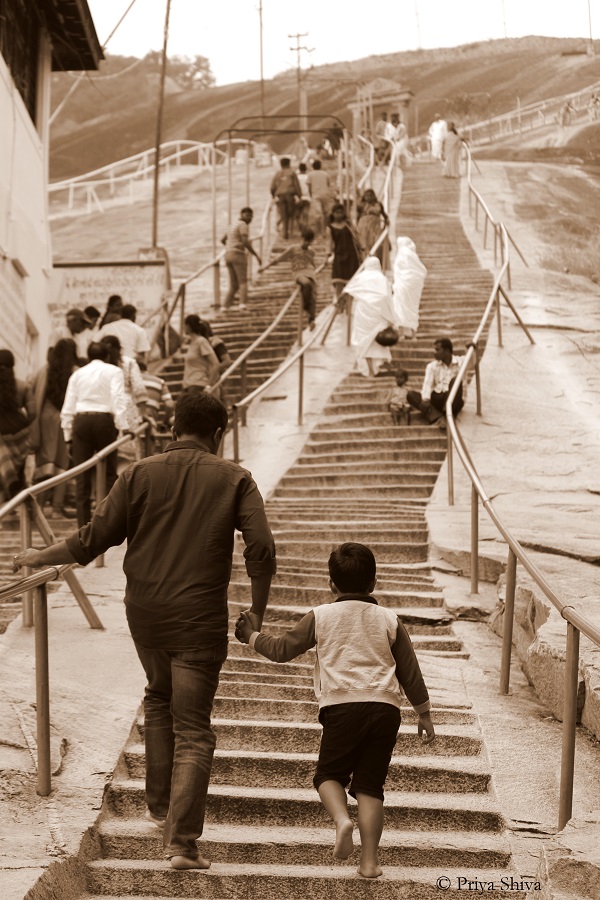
[229,300,338,464]
[442,143,599,831]
[0,422,150,626]
[0,565,76,797]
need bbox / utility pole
[414,0,421,49]
[588,0,595,55]
[258,1,266,129]
[152,0,171,248]
[288,32,312,138]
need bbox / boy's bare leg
[317,780,354,859]
[356,792,383,878]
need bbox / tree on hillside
[144,51,215,90]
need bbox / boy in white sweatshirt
[235,541,435,878]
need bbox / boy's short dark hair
[241,207,253,216]
[328,542,376,594]
[302,228,315,242]
[312,159,322,170]
[299,163,307,173]
[395,369,409,382]
[121,304,137,320]
[174,388,228,439]
[435,337,453,354]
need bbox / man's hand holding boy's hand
[235,611,256,644]
[417,712,435,744]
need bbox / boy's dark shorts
[313,702,401,802]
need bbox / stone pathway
[80,163,529,898]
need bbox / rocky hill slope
[49,36,600,180]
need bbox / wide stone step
[297,449,448,464]
[308,427,446,444]
[107,782,502,831]
[227,583,444,607]
[272,484,434,500]
[209,690,467,723]
[85,862,526,899]
[96,820,510,869]
[289,461,443,476]
[123,746,487,792]
[227,601,450,628]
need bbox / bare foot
[333,819,354,859]
[145,810,166,829]
[170,854,211,870]
[358,863,383,878]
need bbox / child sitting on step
[259,228,317,330]
[235,542,435,878]
[388,369,411,425]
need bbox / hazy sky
[86,0,595,85]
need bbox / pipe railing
[0,565,76,796]
[0,423,151,626]
[442,145,600,832]
[228,299,339,464]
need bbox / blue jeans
[134,641,228,859]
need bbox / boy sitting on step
[388,369,411,426]
[258,228,318,330]
[235,542,435,878]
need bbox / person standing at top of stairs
[236,541,435,880]
[221,207,262,309]
[270,157,302,240]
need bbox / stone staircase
[160,239,333,404]
[80,162,527,898]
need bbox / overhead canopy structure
[349,77,414,135]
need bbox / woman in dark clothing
[0,349,35,500]
[29,339,79,515]
[328,204,363,307]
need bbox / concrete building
[0,1,102,377]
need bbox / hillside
[49,36,600,180]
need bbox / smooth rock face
[528,813,600,899]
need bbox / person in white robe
[428,115,448,160]
[347,257,398,377]
[392,237,427,339]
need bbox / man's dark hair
[121,304,137,321]
[312,159,322,170]
[241,206,253,216]
[302,227,315,243]
[184,314,209,338]
[87,341,110,362]
[84,305,100,321]
[435,338,453,354]
[174,388,228,439]
[107,295,123,309]
[299,162,307,173]
[280,157,291,168]
[328,542,376,594]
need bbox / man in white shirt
[48,308,93,363]
[407,337,473,427]
[61,341,132,526]
[98,304,151,363]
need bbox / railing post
[500,549,517,694]
[34,583,51,797]
[474,197,479,230]
[232,406,240,464]
[474,347,482,416]
[95,459,107,568]
[20,501,34,627]
[470,484,479,594]
[240,360,248,426]
[297,290,304,347]
[558,621,580,830]
[483,214,488,249]
[493,224,498,266]
[213,261,221,309]
[495,290,503,348]
[179,283,186,338]
[298,353,305,426]
[447,428,455,506]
